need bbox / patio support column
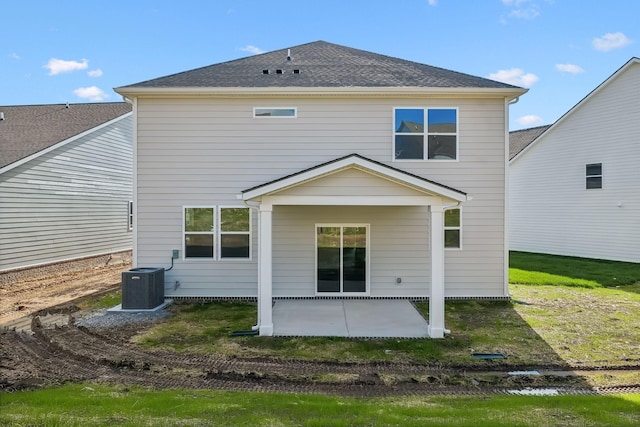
[428,204,445,338]
[258,202,273,336]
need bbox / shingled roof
[0,102,132,170]
[509,125,551,160]
[117,40,522,90]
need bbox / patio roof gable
[241,154,467,203]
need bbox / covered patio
[272,299,429,338]
[241,154,467,338]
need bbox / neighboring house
[0,102,133,271]
[509,57,640,263]
[115,41,526,337]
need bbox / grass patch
[1,383,639,426]
[510,251,640,287]
[77,290,122,310]
[510,284,640,366]
[137,299,562,366]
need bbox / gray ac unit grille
[121,267,165,309]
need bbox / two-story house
[115,41,526,337]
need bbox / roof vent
[0,112,4,121]
[276,69,283,74]
[262,69,270,74]
[293,69,300,74]
[287,49,291,61]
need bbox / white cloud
[501,0,540,20]
[555,63,584,74]
[87,69,103,77]
[517,115,544,127]
[427,0,437,5]
[9,52,20,60]
[44,58,88,75]
[73,86,109,101]
[508,7,539,19]
[488,68,539,87]
[240,45,265,55]
[592,32,633,52]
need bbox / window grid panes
[183,207,251,260]
[394,108,457,160]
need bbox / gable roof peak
[116,40,525,92]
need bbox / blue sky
[1,0,637,130]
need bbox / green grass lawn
[509,251,640,287]
[1,383,639,427]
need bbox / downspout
[229,197,261,335]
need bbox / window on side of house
[444,208,461,249]
[586,163,602,189]
[184,207,215,258]
[219,207,251,259]
[394,108,457,160]
[128,201,133,231]
[254,107,297,118]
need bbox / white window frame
[253,107,297,118]
[444,207,462,250]
[392,107,459,162]
[218,206,252,261]
[183,206,216,260]
[314,223,370,296]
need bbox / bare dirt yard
[0,252,131,326]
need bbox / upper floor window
[586,163,602,189]
[254,107,297,118]
[394,108,457,161]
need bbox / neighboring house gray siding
[509,58,640,262]
[0,104,133,271]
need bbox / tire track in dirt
[3,320,639,397]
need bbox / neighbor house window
[444,208,461,249]
[128,201,133,231]
[394,108,457,160]
[184,207,215,258]
[254,107,297,118]
[586,163,602,189]
[219,207,251,259]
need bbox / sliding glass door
[316,225,367,294]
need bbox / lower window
[444,208,461,249]
[183,206,251,259]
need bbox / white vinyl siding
[135,96,508,298]
[0,115,133,271]
[510,61,640,262]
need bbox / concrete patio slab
[272,299,429,338]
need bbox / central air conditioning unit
[121,267,165,309]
